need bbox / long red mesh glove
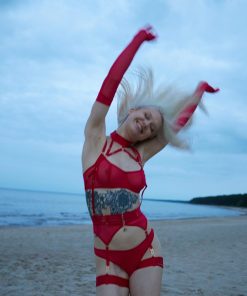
[173,82,220,132]
[96,26,157,106]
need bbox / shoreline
[0,208,246,229]
[1,216,246,295]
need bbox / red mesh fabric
[83,131,147,216]
[173,82,219,132]
[83,154,146,194]
[135,256,164,270]
[92,207,147,245]
[96,29,156,106]
[83,131,146,195]
[94,229,154,277]
[96,274,129,287]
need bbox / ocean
[0,188,243,227]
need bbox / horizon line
[0,186,189,201]
[0,187,245,201]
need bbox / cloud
[0,0,246,195]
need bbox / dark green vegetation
[190,194,247,208]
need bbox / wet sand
[0,216,246,296]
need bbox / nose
[142,119,151,131]
[144,117,152,126]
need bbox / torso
[85,188,140,216]
[82,131,147,216]
[82,132,164,254]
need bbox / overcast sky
[0,0,246,200]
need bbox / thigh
[129,266,163,296]
[96,284,129,296]
[95,255,129,296]
[129,232,164,296]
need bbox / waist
[85,188,140,216]
[92,206,143,225]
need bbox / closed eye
[145,112,150,120]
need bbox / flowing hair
[117,68,208,149]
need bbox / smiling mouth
[136,120,143,133]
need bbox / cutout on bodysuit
[95,229,158,277]
[103,136,142,172]
[94,225,151,250]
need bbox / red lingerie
[83,131,164,288]
[83,131,147,202]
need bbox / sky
[0,0,246,200]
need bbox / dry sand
[0,216,246,296]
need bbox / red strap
[106,139,122,156]
[136,256,164,270]
[96,274,129,288]
[91,139,108,215]
[102,139,108,153]
[140,185,147,205]
[91,171,96,215]
[123,148,139,163]
[106,139,141,168]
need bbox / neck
[116,126,133,144]
[110,128,133,148]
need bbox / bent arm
[84,27,157,138]
[137,129,168,165]
[172,82,219,133]
[138,82,219,163]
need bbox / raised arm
[84,26,157,138]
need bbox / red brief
[93,207,163,288]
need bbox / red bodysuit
[83,130,163,288]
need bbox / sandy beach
[1,216,246,296]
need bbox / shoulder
[82,132,107,172]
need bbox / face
[124,107,163,142]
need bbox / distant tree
[190,194,247,208]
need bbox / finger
[144,24,153,31]
[145,25,158,40]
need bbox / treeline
[190,194,247,208]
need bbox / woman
[82,26,219,296]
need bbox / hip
[92,206,153,249]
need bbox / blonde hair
[117,68,207,149]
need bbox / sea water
[0,188,243,227]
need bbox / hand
[141,25,158,41]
